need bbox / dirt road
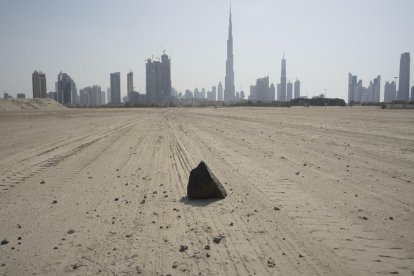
[1,107,413,275]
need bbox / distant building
[384,81,396,103]
[397,52,410,101]
[254,76,270,102]
[287,81,293,101]
[17,93,26,99]
[217,82,223,101]
[57,72,77,105]
[363,76,380,103]
[277,84,281,101]
[3,92,12,99]
[212,86,217,101]
[107,87,111,104]
[269,83,275,101]
[101,91,106,105]
[127,71,133,102]
[80,85,104,106]
[224,7,235,103]
[279,56,287,101]
[240,90,245,100]
[294,80,300,99]
[411,86,414,101]
[110,73,121,104]
[146,53,172,105]
[348,73,359,103]
[184,90,193,99]
[47,92,57,101]
[32,71,47,98]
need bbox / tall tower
[218,82,223,101]
[397,52,410,101]
[280,55,287,102]
[110,72,121,104]
[127,71,133,102]
[32,71,47,99]
[224,7,235,102]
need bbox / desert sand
[0,106,413,275]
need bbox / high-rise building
[57,72,76,105]
[17,93,26,99]
[384,81,396,103]
[107,87,111,104]
[110,72,121,104]
[212,86,217,101]
[397,52,410,101]
[287,81,293,101]
[348,73,363,103]
[294,80,300,99]
[127,71,133,102]
[146,53,172,105]
[32,71,47,98]
[161,53,171,99]
[280,55,287,102]
[218,82,223,101]
[255,76,270,102]
[277,83,281,101]
[411,86,414,101]
[201,88,206,99]
[224,8,235,102]
[269,83,275,101]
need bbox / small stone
[213,235,224,244]
[52,200,58,204]
[71,262,81,270]
[389,216,393,220]
[1,239,9,246]
[274,207,280,211]
[114,198,119,201]
[295,172,300,175]
[125,234,132,238]
[267,258,276,267]
[67,229,75,234]
[179,245,188,252]
[40,180,45,184]
[206,252,211,258]
[204,245,210,250]
[17,237,21,240]
[229,222,234,226]
[299,254,304,258]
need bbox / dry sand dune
[0,107,413,275]
[0,98,65,111]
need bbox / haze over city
[1,0,413,100]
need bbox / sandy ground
[0,107,413,275]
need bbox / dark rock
[274,207,280,211]
[1,239,9,246]
[179,245,188,252]
[67,229,75,234]
[71,262,81,270]
[267,258,276,267]
[52,200,58,204]
[114,198,119,201]
[213,235,225,244]
[206,252,211,258]
[187,161,227,199]
[204,245,210,250]
[389,216,394,220]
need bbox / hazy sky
[1,0,413,100]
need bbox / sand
[0,106,413,275]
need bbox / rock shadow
[180,196,221,207]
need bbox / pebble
[179,245,188,252]
[1,239,9,246]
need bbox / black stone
[187,161,227,199]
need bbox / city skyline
[1,0,414,100]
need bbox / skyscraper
[255,76,270,102]
[212,86,217,101]
[397,52,410,101]
[224,7,235,102]
[294,80,301,99]
[127,71,133,102]
[280,55,287,102]
[348,73,360,103]
[110,72,121,104]
[32,71,47,98]
[218,82,223,101]
[107,87,111,104]
[277,83,281,101]
[384,81,396,103]
[269,83,275,101]
[411,86,414,101]
[57,72,76,105]
[146,53,171,105]
[287,81,293,101]
[161,53,172,99]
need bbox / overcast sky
[1,0,413,100]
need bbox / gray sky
[1,0,413,100]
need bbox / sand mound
[0,98,65,111]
